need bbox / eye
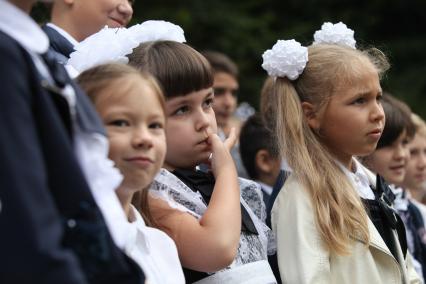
[108,119,130,127]
[376,94,383,103]
[149,121,164,129]
[173,106,189,116]
[203,97,214,108]
[410,149,419,156]
[214,88,226,96]
[351,97,366,105]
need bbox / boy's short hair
[239,114,279,180]
[377,94,415,149]
[202,51,238,78]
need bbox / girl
[362,95,426,281]
[263,31,420,282]
[128,41,276,283]
[363,94,414,186]
[76,63,185,284]
[403,114,426,205]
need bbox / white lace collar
[0,1,49,54]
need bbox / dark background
[32,0,426,117]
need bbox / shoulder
[0,31,29,67]
[272,174,312,213]
[271,174,316,231]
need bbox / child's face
[164,87,217,169]
[403,133,426,189]
[95,77,166,190]
[72,0,133,39]
[311,65,385,165]
[212,72,238,129]
[365,131,410,185]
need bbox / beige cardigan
[271,173,421,284]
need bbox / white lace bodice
[150,169,276,273]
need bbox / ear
[255,149,273,174]
[301,101,321,131]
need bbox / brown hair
[127,41,213,99]
[376,94,415,149]
[76,63,164,226]
[202,50,239,78]
[411,113,426,138]
[272,44,389,254]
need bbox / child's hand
[207,127,237,178]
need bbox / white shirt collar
[46,22,79,46]
[256,181,273,196]
[338,158,376,200]
[0,1,49,54]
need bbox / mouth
[389,164,405,173]
[367,128,382,139]
[124,156,154,167]
[197,137,209,146]
[108,17,125,27]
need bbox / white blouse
[125,206,185,284]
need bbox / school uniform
[152,168,277,283]
[42,23,77,64]
[271,159,420,283]
[125,206,185,284]
[0,2,144,283]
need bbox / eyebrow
[168,90,214,106]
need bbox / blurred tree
[32,0,426,117]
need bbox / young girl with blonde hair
[77,63,185,284]
[263,22,420,283]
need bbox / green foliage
[32,0,426,117]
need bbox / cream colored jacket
[271,174,421,284]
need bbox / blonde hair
[272,44,389,255]
[412,113,426,138]
[76,63,164,226]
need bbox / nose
[418,151,426,170]
[117,1,133,25]
[132,127,153,149]
[222,93,235,109]
[371,100,385,124]
[394,143,408,161]
[194,108,211,132]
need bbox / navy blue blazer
[0,31,144,284]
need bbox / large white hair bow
[261,39,308,80]
[313,22,356,49]
[67,20,186,75]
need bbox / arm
[0,39,87,284]
[150,130,241,272]
[271,177,331,284]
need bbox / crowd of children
[1,1,426,284]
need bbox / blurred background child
[362,94,426,280]
[202,50,249,178]
[403,114,426,206]
[239,113,282,206]
[43,0,133,63]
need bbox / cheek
[107,139,122,164]
[155,136,167,165]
